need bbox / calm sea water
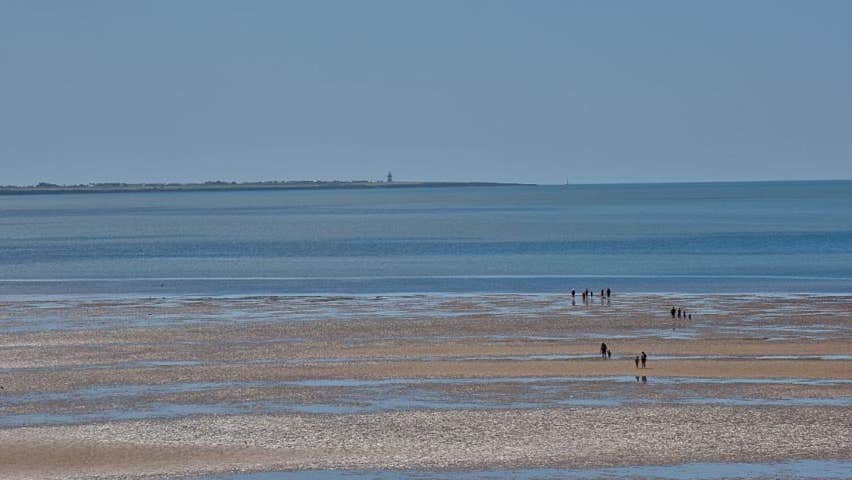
[1,181,851,296]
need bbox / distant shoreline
[0,180,533,196]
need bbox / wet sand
[0,293,850,478]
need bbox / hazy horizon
[3,1,852,185]
[4,176,852,189]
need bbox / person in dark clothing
[571,289,575,298]
[607,348,612,359]
[670,307,676,318]
[641,351,647,368]
[606,288,611,298]
[600,342,608,359]
[634,355,640,368]
[677,308,682,319]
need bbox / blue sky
[2,1,851,185]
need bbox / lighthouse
[387,171,393,183]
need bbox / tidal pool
[198,458,852,479]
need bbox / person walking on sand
[600,342,608,359]
[670,307,676,318]
[634,355,640,368]
[607,348,612,359]
[606,288,611,298]
[641,351,647,368]
[571,289,576,298]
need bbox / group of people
[670,306,692,321]
[634,351,647,368]
[572,288,612,300]
[599,342,648,368]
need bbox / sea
[1,180,851,298]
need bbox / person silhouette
[641,351,647,368]
[634,355,639,368]
[600,342,608,359]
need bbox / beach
[5,0,852,474]
[1,293,850,479]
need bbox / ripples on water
[2,182,852,295]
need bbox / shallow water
[6,374,851,405]
[9,352,850,376]
[3,293,851,345]
[198,459,852,479]
[4,375,849,427]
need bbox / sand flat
[1,406,850,479]
[0,293,850,478]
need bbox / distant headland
[0,178,533,195]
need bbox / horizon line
[3,177,851,189]
[550,178,852,186]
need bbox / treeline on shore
[0,180,528,195]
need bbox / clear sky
[2,1,851,185]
